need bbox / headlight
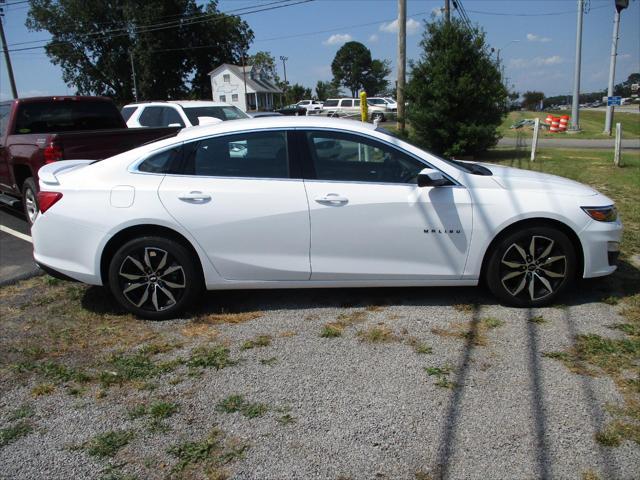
[581,205,618,222]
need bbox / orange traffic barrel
[545,114,554,124]
[550,118,560,133]
[558,116,568,131]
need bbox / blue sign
[607,96,622,106]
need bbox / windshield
[183,106,249,124]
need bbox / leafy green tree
[522,91,545,110]
[315,80,341,100]
[27,0,253,104]
[285,83,312,104]
[248,51,280,83]
[407,18,507,157]
[614,72,640,97]
[362,59,391,96]
[331,41,371,97]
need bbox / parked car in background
[321,98,388,121]
[32,116,620,319]
[296,100,323,112]
[367,97,397,112]
[276,104,307,116]
[0,96,180,224]
[122,101,249,128]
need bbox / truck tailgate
[51,126,181,160]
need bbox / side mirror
[417,168,448,187]
[197,116,222,126]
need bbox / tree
[284,83,312,104]
[614,72,640,97]
[522,91,545,110]
[248,51,279,82]
[407,18,508,157]
[315,80,341,100]
[331,41,384,97]
[362,59,391,96]
[27,0,253,105]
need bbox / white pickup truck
[296,99,324,112]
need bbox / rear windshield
[121,106,137,122]
[13,100,124,134]
[182,106,249,125]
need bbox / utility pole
[444,0,450,22]
[280,55,288,105]
[0,9,18,99]
[129,51,138,102]
[569,0,584,131]
[604,0,629,135]
[396,0,406,133]
[241,53,248,110]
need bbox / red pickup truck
[0,96,180,224]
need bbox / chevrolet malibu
[32,117,622,319]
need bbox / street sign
[607,96,622,106]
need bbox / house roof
[208,63,282,94]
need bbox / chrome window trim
[127,125,462,187]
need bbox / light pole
[604,0,629,135]
[280,56,288,105]
[569,0,584,131]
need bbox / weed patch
[31,383,55,397]
[357,324,396,343]
[529,315,546,324]
[85,430,134,458]
[425,365,455,389]
[320,323,344,338]
[216,394,269,419]
[0,420,33,447]
[8,404,34,421]
[186,345,235,370]
[431,317,504,347]
[240,335,272,350]
[168,428,248,475]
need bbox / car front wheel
[485,225,576,307]
[108,236,202,319]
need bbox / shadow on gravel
[79,259,640,318]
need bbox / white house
[208,63,282,112]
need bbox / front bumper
[580,218,623,278]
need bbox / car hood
[477,162,599,197]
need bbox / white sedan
[32,117,622,319]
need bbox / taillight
[37,191,63,214]
[43,143,64,163]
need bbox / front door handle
[178,191,211,203]
[315,193,348,206]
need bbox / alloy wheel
[117,247,186,312]
[499,235,567,302]
[24,188,38,224]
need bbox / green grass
[320,323,344,338]
[167,428,248,475]
[0,420,33,447]
[216,394,269,419]
[240,335,272,350]
[85,430,134,458]
[8,404,34,421]
[186,345,235,370]
[481,148,640,255]
[500,110,640,139]
[357,324,396,343]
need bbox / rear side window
[121,106,137,122]
[340,100,353,107]
[13,100,124,134]
[183,131,289,179]
[138,146,183,174]
[323,100,338,107]
[138,107,164,127]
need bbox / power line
[465,4,607,16]
[6,0,313,52]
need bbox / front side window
[183,131,289,179]
[163,107,185,127]
[306,131,427,184]
[340,100,353,107]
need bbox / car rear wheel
[485,225,576,307]
[22,177,39,226]
[108,236,202,320]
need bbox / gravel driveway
[0,272,639,480]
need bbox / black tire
[22,177,38,226]
[485,225,576,308]
[108,236,202,320]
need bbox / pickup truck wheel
[108,236,202,320]
[22,178,39,226]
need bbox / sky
[1,0,639,101]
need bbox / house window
[231,94,238,102]
[219,95,226,102]
[223,74,230,83]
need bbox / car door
[158,129,311,281]
[300,129,472,280]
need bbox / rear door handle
[315,193,348,206]
[178,191,211,202]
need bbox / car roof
[123,101,234,109]
[175,116,377,142]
